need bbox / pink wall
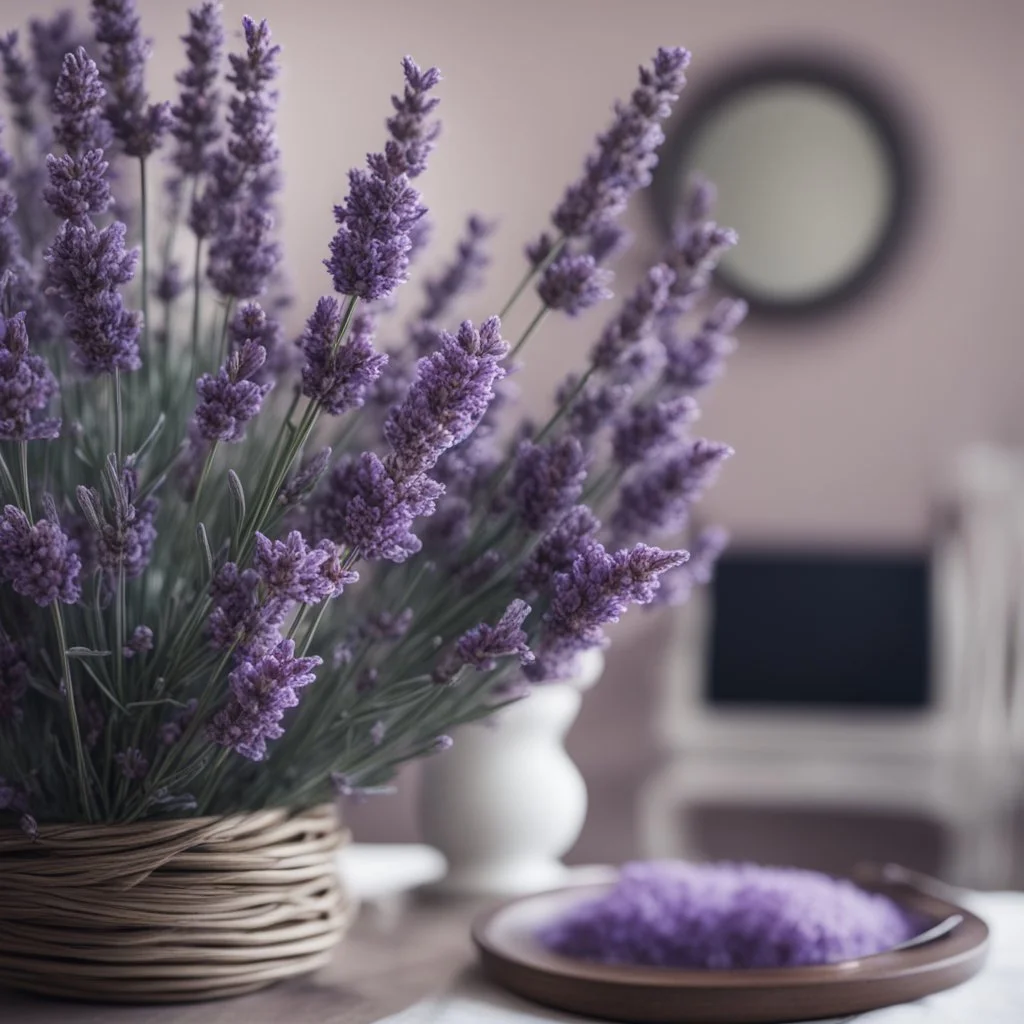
[3,0,1022,550]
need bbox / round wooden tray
[472,877,989,1023]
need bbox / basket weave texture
[0,803,351,1003]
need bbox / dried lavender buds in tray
[472,862,990,1024]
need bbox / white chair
[639,445,1023,887]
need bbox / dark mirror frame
[649,53,919,319]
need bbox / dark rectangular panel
[706,552,930,708]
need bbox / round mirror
[651,57,916,316]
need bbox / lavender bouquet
[0,2,743,834]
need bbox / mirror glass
[653,61,914,315]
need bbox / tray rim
[471,876,990,1023]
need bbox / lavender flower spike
[300,296,387,415]
[653,525,729,607]
[170,2,224,177]
[253,531,357,604]
[202,16,281,295]
[527,540,688,680]
[509,437,588,532]
[193,339,272,443]
[385,317,508,477]
[76,462,158,581]
[518,505,601,598]
[326,160,427,302]
[50,47,111,156]
[384,56,442,179]
[612,394,699,466]
[0,311,61,441]
[417,214,494,325]
[537,252,612,317]
[326,57,436,302]
[455,599,535,672]
[315,452,443,563]
[664,298,747,391]
[592,263,674,372]
[550,47,690,240]
[208,639,321,761]
[91,0,172,158]
[611,438,733,541]
[0,501,82,606]
[0,33,37,134]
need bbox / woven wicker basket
[0,803,352,1003]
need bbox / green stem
[500,236,566,319]
[0,450,17,501]
[139,158,150,352]
[52,605,94,821]
[299,600,331,658]
[192,442,219,511]
[17,441,32,517]
[510,304,549,360]
[534,363,595,444]
[112,369,123,465]
[190,235,203,373]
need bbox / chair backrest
[657,445,1024,760]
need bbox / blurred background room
[6,0,1022,890]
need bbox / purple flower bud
[0,311,60,441]
[170,2,224,177]
[587,218,633,264]
[193,339,271,443]
[50,47,112,156]
[383,56,441,179]
[537,252,612,316]
[417,214,494,324]
[228,300,286,378]
[592,263,674,371]
[279,446,332,507]
[29,12,87,104]
[562,377,632,441]
[44,218,141,376]
[0,33,37,134]
[552,47,690,239]
[454,599,534,673]
[155,260,185,303]
[91,0,172,158]
[527,540,688,680]
[326,163,427,302]
[653,525,729,607]
[315,451,443,563]
[123,624,153,658]
[207,204,281,300]
[253,531,356,604]
[77,464,158,581]
[43,149,112,220]
[662,222,738,315]
[517,505,601,597]
[159,698,197,745]
[208,639,321,762]
[300,297,387,415]
[663,298,746,390]
[370,720,386,746]
[0,502,81,606]
[385,317,508,477]
[208,561,287,657]
[612,395,699,466]
[509,437,588,532]
[611,439,733,540]
[115,747,149,780]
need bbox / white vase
[418,648,606,896]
